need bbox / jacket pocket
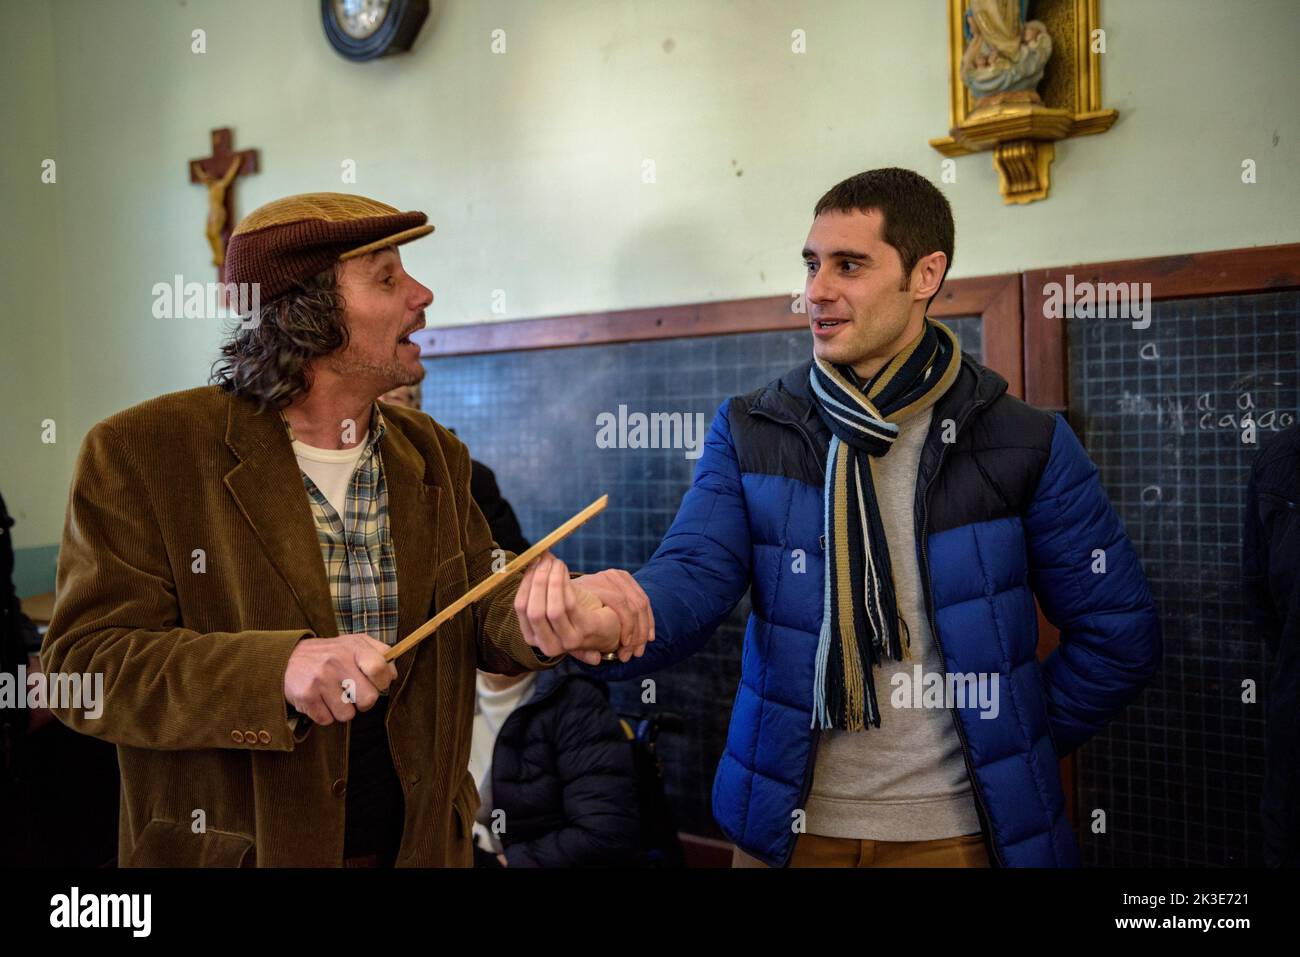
[448,771,480,866]
[127,818,255,868]
[433,550,476,664]
[434,550,470,608]
[1034,659,1066,758]
[452,770,481,838]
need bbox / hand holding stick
[384,495,610,663]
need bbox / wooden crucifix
[188,128,259,276]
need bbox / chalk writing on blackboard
[1193,390,1295,433]
[1115,390,1295,436]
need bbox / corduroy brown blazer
[41,385,561,867]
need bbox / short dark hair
[813,167,954,292]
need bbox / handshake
[513,552,655,667]
[283,552,653,725]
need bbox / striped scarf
[808,319,961,731]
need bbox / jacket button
[332,778,347,797]
[257,730,271,744]
[231,730,245,744]
[245,730,257,745]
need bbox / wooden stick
[384,494,609,662]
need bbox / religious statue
[960,0,1053,102]
[931,0,1116,205]
[192,155,243,268]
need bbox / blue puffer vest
[586,355,1161,866]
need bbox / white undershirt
[291,433,370,515]
[468,672,537,853]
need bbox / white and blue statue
[961,0,1053,101]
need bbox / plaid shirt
[281,404,399,647]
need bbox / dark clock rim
[321,0,430,62]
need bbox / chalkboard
[422,319,984,838]
[1068,289,1300,866]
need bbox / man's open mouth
[814,320,847,329]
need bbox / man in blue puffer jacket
[561,168,1161,868]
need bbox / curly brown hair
[209,265,348,411]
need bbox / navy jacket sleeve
[1023,416,1162,756]
[575,401,753,682]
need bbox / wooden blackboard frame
[1023,242,1300,412]
[415,243,1299,412]
[414,273,1026,397]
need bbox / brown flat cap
[224,192,434,302]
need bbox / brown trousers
[732,831,989,868]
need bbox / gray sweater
[803,405,983,841]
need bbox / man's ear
[911,250,948,302]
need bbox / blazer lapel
[221,394,445,690]
[378,416,443,686]
[222,395,338,639]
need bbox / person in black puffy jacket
[468,661,640,867]
[1244,422,1300,867]
[2,490,38,771]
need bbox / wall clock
[321,0,429,61]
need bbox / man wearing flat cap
[41,192,651,867]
